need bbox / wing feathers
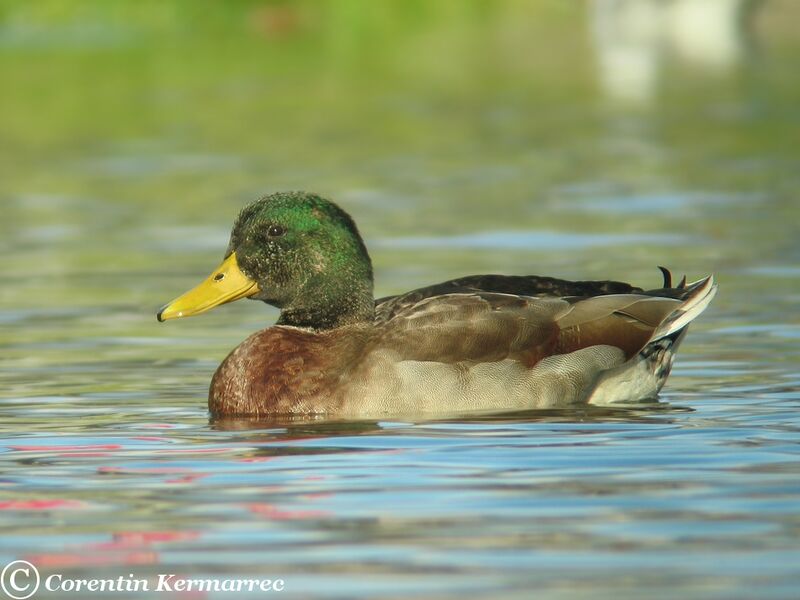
[374,293,566,364]
[554,276,716,358]
[372,276,715,368]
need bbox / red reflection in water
[10,444,122,451]
[0,499,87,510]
[24,530,202,569]
[25,551,159,569]
[164,474,208,484]
[246,503,330,520]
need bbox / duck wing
[375,274,643,323]
[373,292,663,365]
[351,277,715,411]
[374,266,705,323]
[373,276,716,366]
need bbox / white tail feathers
[651,275,717,342]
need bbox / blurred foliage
[0,0,798,305]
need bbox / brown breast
[208,325,368,417]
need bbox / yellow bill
[157,252,259,322]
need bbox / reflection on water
[1,1,799,598]
[590,0,759,105]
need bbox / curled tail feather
[650,275,717,342]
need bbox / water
[2,2,799,598]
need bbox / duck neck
[277,272,375,330]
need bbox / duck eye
[267,224,286,237]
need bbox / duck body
[158,192,716,418]
[207,274,715,418]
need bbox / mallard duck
[157,191,716,418]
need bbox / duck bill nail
[157,252,260,322]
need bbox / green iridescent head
[158,191,375,329]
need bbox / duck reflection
[210,401,688,434]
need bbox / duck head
[157,191,375,330]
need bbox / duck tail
[635,275,716,392]
[650,275,717,343]
[587,275,717,405]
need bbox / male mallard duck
[158,191,716,418]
